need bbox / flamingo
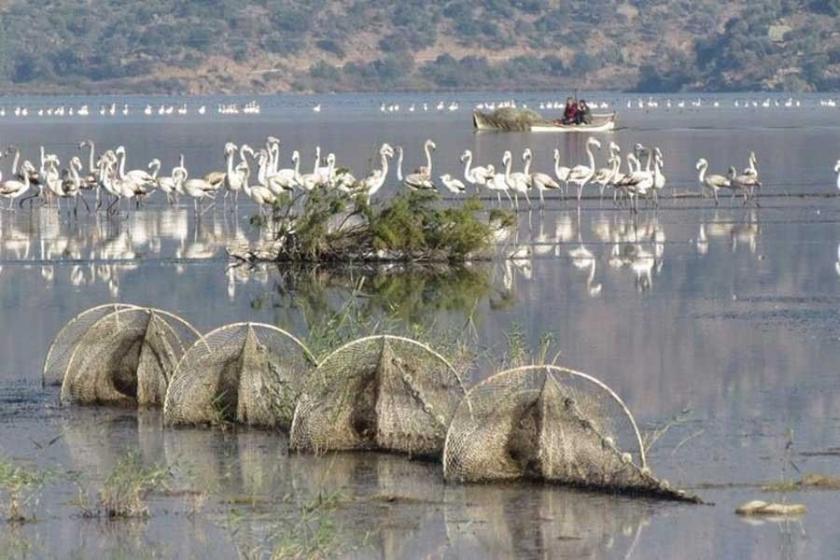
[522,148,561,207]
[356,143,394,203]
[502,150,531,209]
[176,164,216,212]
[156,155,185,205]
[743,151,758,178]
[567,137,601,201]
[553,148,571,197]
[460,149,494,194]
[439,174,466,194]
[240,158,276,214]
[405,140,436,191]
[728,167,761,205]
[395,146,404,182]
[696,158,730,205]
[0,161,33,209]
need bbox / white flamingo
[553,148,572,197]
[522,148,561,207]
[0,161,33,209]
[404,140,436,190]
[502,150,531,209]
[567,137,601,201]
[696,158,730,205]
[357,144,394,203]
[728,167,761,205]
[439,174,466,194]
[460,149,494,194]
[240,158,276,214]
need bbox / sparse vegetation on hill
[0,0,838,93]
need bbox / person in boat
[561,97,578,125]
[576,99,592,125]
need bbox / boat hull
[473,110,617,132]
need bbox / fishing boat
[473,109,617,133]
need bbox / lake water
[1,92,840,559]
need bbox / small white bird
[439,174,465,194]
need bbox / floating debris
[290,335,467,458]
[736,500,807,517]
[164,322,317,429]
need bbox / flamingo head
[522,148,532,161]
[633,143,644,155]
[728,166,737,177]
[696,158,708,170]
[21,161,35,174]
[266,136,280,147]
[553,148,560,161]
[459,149,470,163]
[70,156,83,169]
[241,144,255,158]
[327,153,336,165]
[609,141,620,153]
[224,142,237,155]
[589,138,602,149]
[291,150,300,163]
[426,139,436,151]
[148,158,161,169]
[502,150,512,165]
[835,159,840,173]
[115,146,126,156]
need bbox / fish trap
[443,365,700,502]
[43,303,140,386]
[164,322,317,429]
[290,335,468,458]
[59,306,201,407]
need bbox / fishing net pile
[164,323,317,429]
[290,335,467,458]
[443,365,699,502]
[59,306,200,407]
[42,303,139,386]
[475,107,545,131]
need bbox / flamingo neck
[424,144,432,175]
[11,149,19,175]
[586,143,596,171]
[462,152,472,181]
[523,155,532,175]
[396,150,403,181]
[87,143,96,173]
[698,164,707,183]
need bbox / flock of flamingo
[0,136,773,217]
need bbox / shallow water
[1,93,840,558]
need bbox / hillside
[0,0,839,94]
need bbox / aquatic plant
[72,452,172,519]
[0,458,52,523]
[235,190,505,264]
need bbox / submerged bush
[0,458,52,523]
[239,190,503,264]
